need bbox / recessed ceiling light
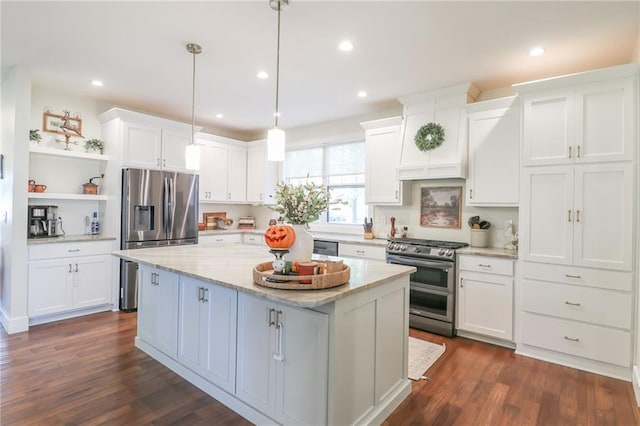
[91,80,103,87]
[529,46,545,57]
[339,40,354,52]
[257,71,269,79]
[357,90,368,98]
[215,113,223,119]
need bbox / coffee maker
[28,205,61,238]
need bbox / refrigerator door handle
[168,176,175,235]
[163,176,170,236]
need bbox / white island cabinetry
[115,244,413,425]
[236,292,328,425]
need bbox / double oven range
[386,238,468,337]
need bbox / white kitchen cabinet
[466,97,520,206]
[242,233,266,246]
[361,117,407,205]
[236,292,328,425]
[246,142,278,205]
[137,265,179,359]
[339,242,386,260]
[197,133,247,203]
[520,164,633,271]
[28,241,113,320]
[121,119,191,172]
[457,255,514,342]
[178,276,237,394]
[198,233,242,245]
[517,73,635,166]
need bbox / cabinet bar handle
[565,274,581,279]
[478,263,491,268]
[198,287,203,302]
[274,316,284,362]
[577,145,581,158]
[67,249,80,252]
[460,278,464,288]
[568,210,572,222]
[356,250,365,254]
[469,189,473,199]
[565,301,581,307]
[568,146,572,158]
[156,158,160,166]
[69,264,72,273]
[203,288,209,303]
[162,159,166,167]
[268,308,276,326]
[395,190,399,200]
[576,210,580,222]
[228,192,231,200]
[564,336,580,343]
[75,263,79,273]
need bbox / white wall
[1,67,32,333]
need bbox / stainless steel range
[386,238,468,337]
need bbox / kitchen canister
[470,229,489,248]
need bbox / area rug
[408,336,446,381]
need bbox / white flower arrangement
[270,181,329,225]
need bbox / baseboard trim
[0,308,29,334]
[456,330,516,349]
[632,365,640,406]
[29,305,111,326]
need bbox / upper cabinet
[466,97,520,206]
[361,117,408,205]
[197,133,247,203]
[246,141,279,205]
[515,66,636,166]
[396,83,479,180]
[99,108,198,173]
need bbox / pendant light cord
[274,1,281,128]
[191,48,197,144]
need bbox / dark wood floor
[1,312,638,425]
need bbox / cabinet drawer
[522,261,631,291]
[29,240,114,260]
[242,233,265,246]
[522,279,631,329]
[458,255,513,276]
[198,233,242,245]
[521,312,631,367]
[339,243,386,260]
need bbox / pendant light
[185,43,202,171]
[267,0,288,162]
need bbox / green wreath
[414,123,445,152]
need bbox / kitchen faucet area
[1,1,640,424]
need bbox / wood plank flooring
[1,312,638,425]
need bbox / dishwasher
[313,239,339,256]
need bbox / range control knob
[400,245,407,251]
[446,249,453,257]
[438,249,445,256]
[415,247,421,253]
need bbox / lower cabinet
[457,255,514,341]
[236,292,329,425]
[198,233,242,245]
[178,276,237,394]
[137,265,179,359]
[28,241,113,319]
[339,242,386,260]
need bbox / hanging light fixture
[267,0,288,162]
[185,42,203,171]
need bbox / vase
[286,224,313,262]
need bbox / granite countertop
[28,235,116,245]
[457,246,518,259]
[199,229,389,247]
[112,244,414,308]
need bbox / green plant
[84,138,104,154]
[269,181,330,224]
[414,122,445,152]
[29,129,42,143]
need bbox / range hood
[396,82,479,180]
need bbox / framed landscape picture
[420,186,462,229]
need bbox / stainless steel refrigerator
[120,168,199,311]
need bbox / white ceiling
[2,1,639,140]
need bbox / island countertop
[112,243,415,309]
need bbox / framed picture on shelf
[43,111,82,135]
[420,186,462,229]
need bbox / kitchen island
[113,243,415,425]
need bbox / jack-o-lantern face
[264,225,296,249]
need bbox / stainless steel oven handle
[388,256,452,271]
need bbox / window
[285,141,366,226]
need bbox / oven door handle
[388,256,452,272]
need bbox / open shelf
[28,193,109,201]
[29,146,109,161]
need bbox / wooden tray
[253,261,350,290]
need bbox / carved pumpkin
[264,225,296,249]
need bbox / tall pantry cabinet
[514,64,638,380]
